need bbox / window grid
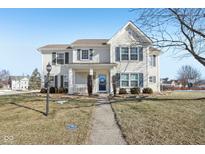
[120,73,143,88]
[119,47,142,61]
[81,50,89,60]
[56,53,65,64]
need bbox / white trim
[108,21,153,44]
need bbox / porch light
[45,62,52,116]
[46,62,52,73]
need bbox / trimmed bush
[64,88,68,93]
[130,87,140,94]
[49,87,56,94]
[119,88,127,95]
[143,87,153,94]
[58,87,65,93]
[40,88,47,93]
[55,88,59,93]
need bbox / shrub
[55,88,58,93]
[0,83,3,89]
[119,88,127,95]
[143,87,153,94]
[130,87,140,94]
[40,88,47,93]
[58,87,65,93]
[49,87,56,93]
[64,88,68,93]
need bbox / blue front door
[99,74,106,91]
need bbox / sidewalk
[88,94,126,145]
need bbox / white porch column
[109,67,116,94]
[68,68,73,94]
[89,68,93,75]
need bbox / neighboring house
[38,21,160,94]
[160,78,183,88]
[11,76,29,91]
[195,80,205,88]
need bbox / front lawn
[0,94,95,144]
[111,92,205,144]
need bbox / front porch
[67,63,117,94]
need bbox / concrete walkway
[88,94,126,145]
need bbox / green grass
[0,94,95,144]
[111,92,205,144]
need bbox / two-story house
[38,21,160,94]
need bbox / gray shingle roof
[10,76,29,80]
[71,39,109,47]
[38,44,71,50]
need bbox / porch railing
[73,84,87,94]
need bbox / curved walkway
[88,94,126,145]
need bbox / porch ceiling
[67,63,117,69]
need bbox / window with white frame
[149,76,156,83]
[119,73,143,87]
[130,47,138,60]
[121,47,129,60]
[81,50,89,60]
[117,47,143,61]
[149,55,156,66]
[57,53,64,64]
[130,73,138,87]
[120,73,129,87]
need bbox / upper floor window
[52,52,69,65]
[57,53,64,64]
[121,47,129,60]
[130,47,138,60]
[149,55,156,67]
[81,50,89,60]
[77,49,94,61]
[116,47,143,62]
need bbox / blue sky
[0,8,204,79]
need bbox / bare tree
[0,69,10,81]
[177,65,201,86]
[132,8,205,66]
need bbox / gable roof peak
[108,20,153,44]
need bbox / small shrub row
[40,87,68,94]
[118,87,153,95]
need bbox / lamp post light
[45,62,52,116]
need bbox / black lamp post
[45,62,52,116]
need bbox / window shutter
[153,55,156,66]
[65,52,69,64]
[60,75,64,88]
[89,49,93,60]
[77,49,81,60]
[139,73,144,87]
[139,47,143,61]
[116,73,120,87]
[52,52,56,65]
[55,75,58,88]
[115,47,120,61]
